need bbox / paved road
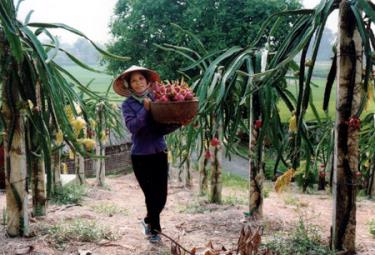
[192,152,249,178]
[222,154,249,178]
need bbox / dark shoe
[149,234,161,243]
[141,220,151,236]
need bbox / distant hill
[308,27,336,61]
[51,38,101,66]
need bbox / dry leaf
[191,247,197,254]
[201,248,219,255]
[206,240,214,249]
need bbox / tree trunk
[52,151,62,192]
[2,80,29,237]
[249,123,263,219]
[331,2,362,253]
[210,143,222,203]
[95,103,106,186]
[371,160,375,197]
[95,142,106,186]
[367,154,375,198]
[318,173,326,191]
[248,89,264,219]
[75,154,85,185]
[199,152,209,195]
[329,142,335,189]
[184,157,191,188]
[31,157,46,216]
[0,146,4,190]
[368,115,375,197]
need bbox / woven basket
[150,98,199,124]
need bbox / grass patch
[192,162,199,172]
[263,183,272,198]
[263,218,333,255]
[177,196,225,214]
[50,184,87,205]
[90,202,128,216]
[47,219,119,246]
[283,194,309,208]
[179,192,248,213]
[356,189,370,202]
[369,219,375,237]
[222,172,248,190]
[222,171,271,199]
[178,200,210,214]
[283,194,300,206]
[1,208,7,225]
[222,193,247,205]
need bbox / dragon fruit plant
[152,80,195,102]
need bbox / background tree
[106,0,301,78]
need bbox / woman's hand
[143,98,151,111]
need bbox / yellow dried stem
[274,168,295,193]
[288,114,297,133]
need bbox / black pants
[131,151,168,234]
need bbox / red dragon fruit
[151,79,195,102]
[173,94,185,101]
[184,91,194,100]
[210,137,220,147]
[159,95,169,102]
[204,150,211,159]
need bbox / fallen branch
[156,230,195,255]
[47,203,82,213]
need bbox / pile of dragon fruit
[152,80,195,102]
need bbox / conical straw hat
[113,65,160,97]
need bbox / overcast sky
[17,0,118,44]
[17,0,338,44]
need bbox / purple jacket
[122,96,179,155]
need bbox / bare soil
[0,169,374,255]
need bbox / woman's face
[129,71,149,94]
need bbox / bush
[50,184,87,205]
[264,218,333,255]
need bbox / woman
[113,65,179,243]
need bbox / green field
[63,66,124,102]
[278,78,336,121]
[279,78,374,121]
[65,65,375,120]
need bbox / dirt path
[0,170,374,255]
